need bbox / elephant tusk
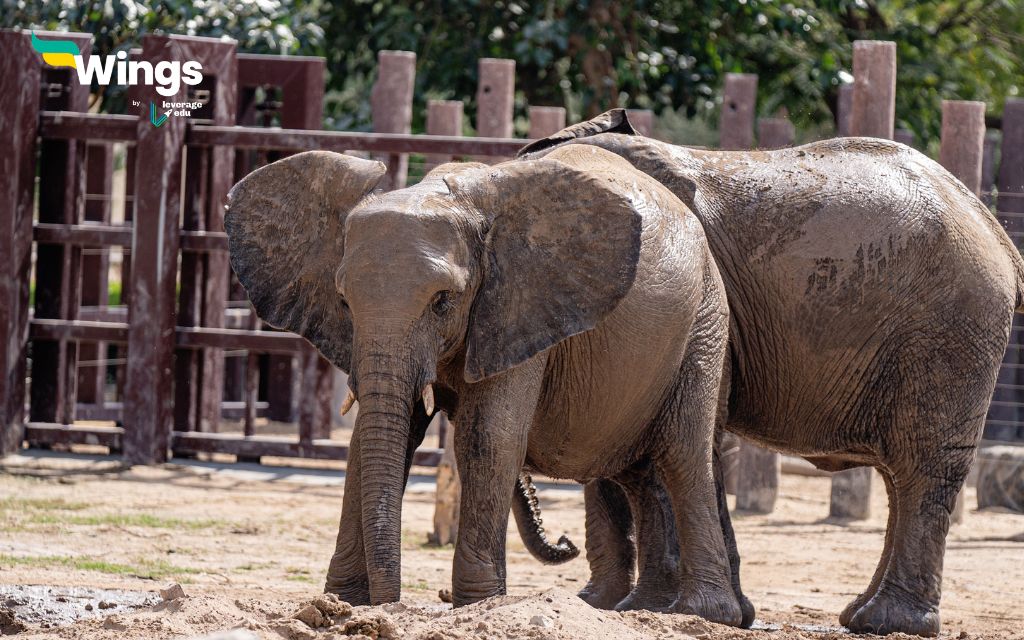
[339,389,357,416]
[422,384,435,416]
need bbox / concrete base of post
[829,467,872,520]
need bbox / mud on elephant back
[518,108,1024,637]
[224,144,744,625]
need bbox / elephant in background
[224,144,742,624]
[518,110,1024,636]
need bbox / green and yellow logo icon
[31,32,79,69]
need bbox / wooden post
[528,106,566,139]
[735,444,781,513]
[425,100,463,174]
[475,58,515,161]
[29,32,92,429]
[939,99,987,524]
[719,73,757,150]
[371,50,416,189]
[850,40,896,139]
[626,109,654,138]
[836,83,853,136]
[431,414,460,545]
[125,36,232,464]
[894,128,915,148]
[0,31,42,455]
[757,117,795,149]
[940,100,986,195]
[830,41,897,519]
[235,53,328,429]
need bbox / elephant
[514,110,1024,637]
[224,143,744,624]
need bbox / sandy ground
[0,451,1021,639]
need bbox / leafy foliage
[5,0,1021,146]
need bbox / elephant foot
[614,576,678,612]
[670,582,742,627]
[323,576,370,606]
[737,593,756,629]
[838,590,872,627]
[846,590,940,637]
[578,579,631,610]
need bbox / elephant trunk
[355,357,415,604]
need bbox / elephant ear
[517,108,637,158]
[445,157,643,383]
[225,151,386,373]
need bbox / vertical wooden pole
[625,109,654,138]
[527,106,566,140]
[757,117,795,149]
[30,33,91,428]
[939,99,987,524]
[991,98,1024,444]
[372,50,416,189]
[830,40,897,520]
[78,143,114,407]
[719,73,757,150]
[0,32,41,454]
[894,128,915,148]
[432,414,460,545]
[836,83,853,136]
[476,58,515,161]
[850,40,896,139]
[123,36,190,464]
[940,100,986,194]
[425,100,463,174]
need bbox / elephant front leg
[451,358,546,607]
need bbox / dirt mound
[10,588,700,639]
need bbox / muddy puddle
[0,584,157,629]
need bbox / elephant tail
[511,473,580,565]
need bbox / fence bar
[719,73,757,150]
[476,58,515,161]
[372,51,416,189]
[425,100,464,173]
[77,143,114,406]
[830,40,898,519]
[528,106,566,140]
[0,32,42,454]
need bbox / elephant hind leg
[612,458,679,613]
[846,443,975,637]
[577,479,636,610]
[839,467,897,627]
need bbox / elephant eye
[431,290,455,316]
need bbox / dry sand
[0,451,1021,639]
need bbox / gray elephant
[225,144,743,624]
[516,110,1024,637]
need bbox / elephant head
[225,149,643,603]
